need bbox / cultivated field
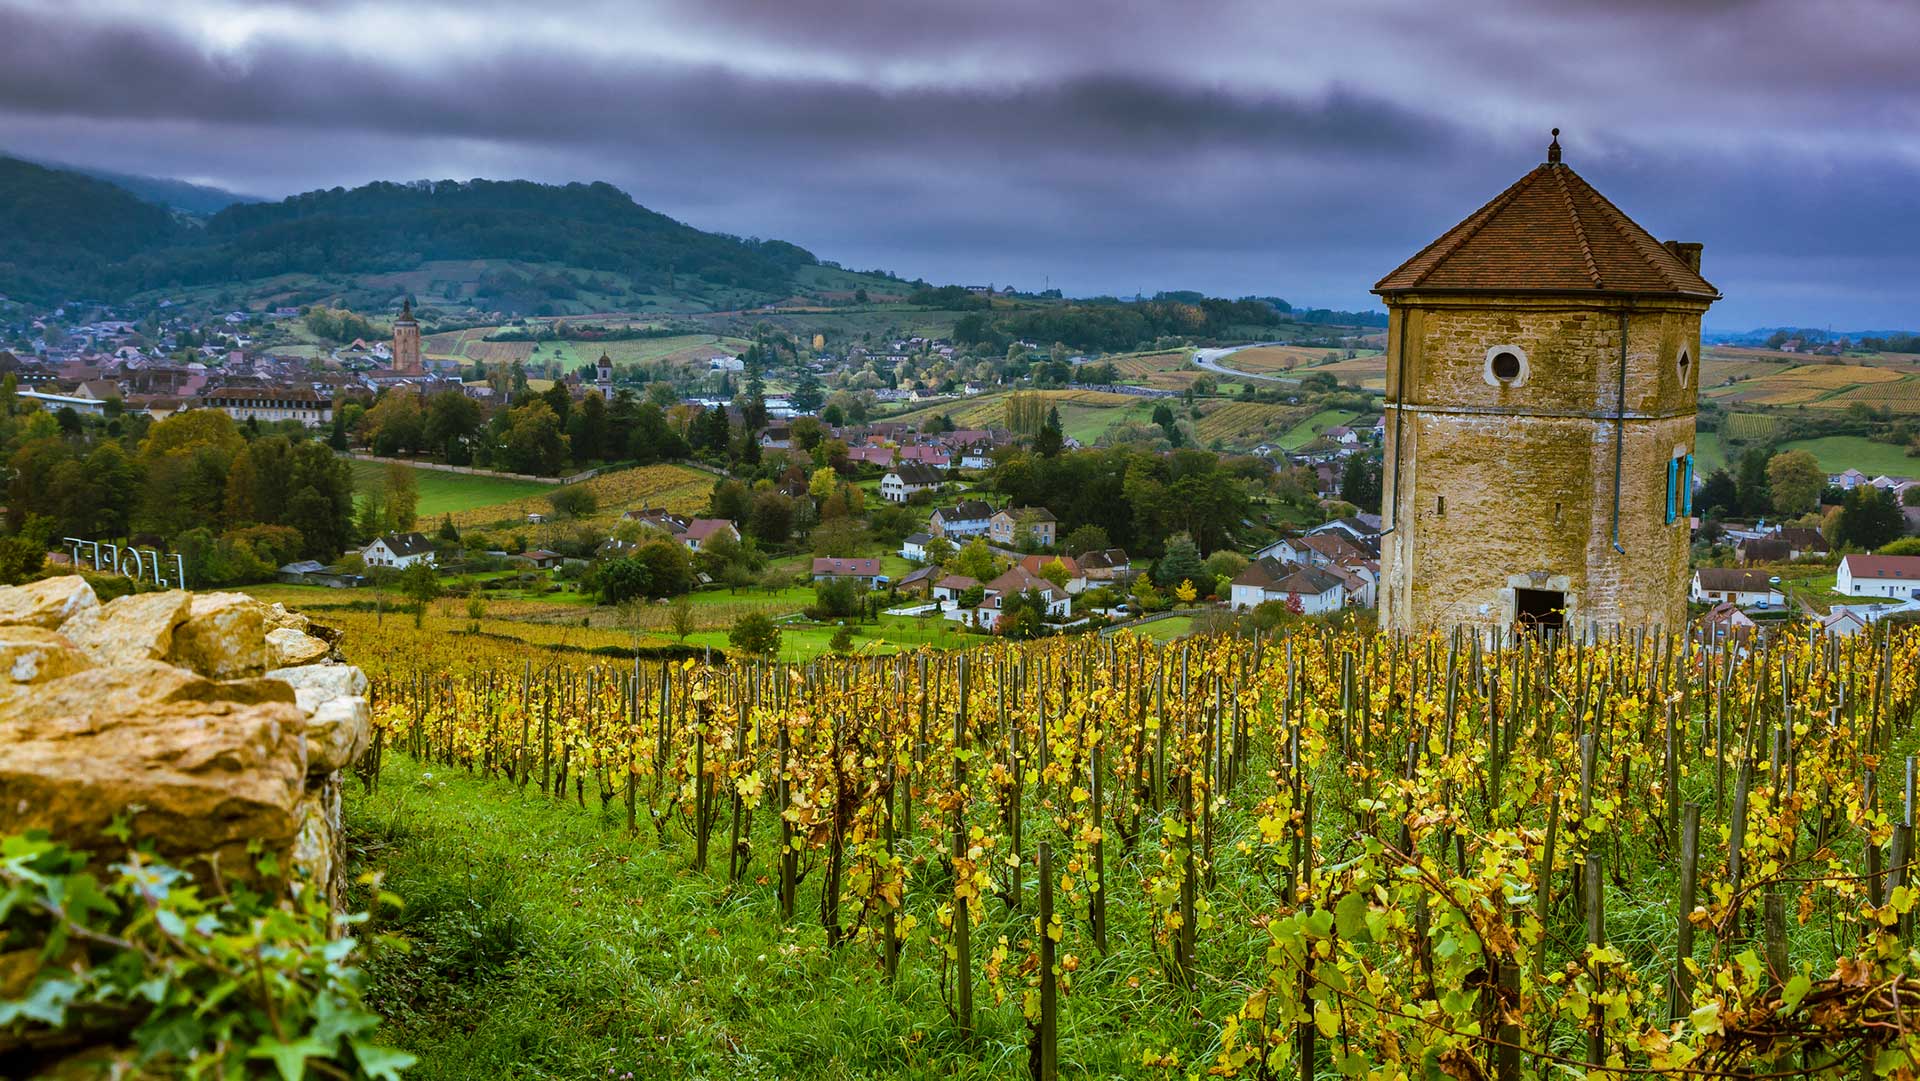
[348,459,556,517]
[443,462,714,532]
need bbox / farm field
[347,459,557,518]
[1220,344,1342,374]
[1778,434,1920,476]
[1276,407,1359,450]
[879,389,1141,433]
[334,627,1920,1080]
[444,462,714,533]
[1693,430,1727,475]
[1190,401,1297,448]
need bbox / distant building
[1689,568,1781,607]
[881,462,943,503]
[1229,558,1346,613]
[989,507,1057,548]
[202,386,333,428]
[929,500,994,538]
[1836,555,1920,600]
[681,518,740,553]
[391,299,422,374]
[812,557,882,584]
[363,531,436,570]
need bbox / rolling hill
[0,157,896,313]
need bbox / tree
[1339,455,1381,515]
[1836,485,1905,551]
[1203,550,1248,585]
[548,485,598,519]
[729,612,781,657]
[922,536,955,566]
[1038,557,1071,590]
[500,399,570,476]
[748,491,794,544]
[1062,524,1109,556]
[594,557,652,605]
[995,589,1049,640]
[1695,468,1739,520]
[668,594,696,641]
[828,622,856,654]
[808,467,838,503]
[423,391,482,459]
[1174,578,1198,604]
[1153,533,1205,588]
[398,561,443,628]
[710,479,754,523]
[385,463,419,530]
[1735,448,1772,517]
[1766,450,1824,516]
[437,514,459,543]
[951,537,1001,582]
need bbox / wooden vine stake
[954,656,974,1040]
[1034,840,1058,1081]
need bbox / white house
[1690,568,1783,607]
[900,532,934,562]
[1836,554,1920,600]
[1820,608,1870,638]
[881,462,944,503]
[363,531,436,570]
[680,518,740,553]
[929,500,994,538]
[1228,557,1346,613]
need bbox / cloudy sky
[1,0,1915,329]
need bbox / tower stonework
[392,299,421,374]
[1374,135,1718,636]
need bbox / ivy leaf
[350,1040,418,1081]
[0,976,78,1026]
[249,1033,334,1081]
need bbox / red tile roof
[1374,157,1718,300]
[1841,555,1920,580]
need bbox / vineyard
[345,621,1920,1079]
[444,462,713,532]
[1191,401,1299,447]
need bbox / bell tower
[1373,132,1719,636]
[392,298,421,374]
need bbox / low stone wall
[0,577,372,908]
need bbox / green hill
[0,158,895,312]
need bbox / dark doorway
[1514,588,1565,633]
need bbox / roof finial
[1547,128,1562,165]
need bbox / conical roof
[1374,142,1717,300]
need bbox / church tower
[392,299,421,374]
[1374,132,1719,636]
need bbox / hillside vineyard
[359,624,1920,1078]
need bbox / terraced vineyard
[1191,400,1299,447]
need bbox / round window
[1482,345,1530,386]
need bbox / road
[1190,341,1300,385]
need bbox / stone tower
[391,299,421,374]
[1373,132,1719,636]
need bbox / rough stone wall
[0,578,370,907]
[1379,294,1707,635]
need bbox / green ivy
[0,829,414,1080]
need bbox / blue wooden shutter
[1665,458,1677,524]
[1683,454,1695,517]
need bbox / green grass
[349,754,1260,1080]
[1693,431,1727,475]
[349,460,556,518]
[1276,408,1358,450]
[679,614,967,662]
[1778,435,1920,477]
[1135,615,1195,641]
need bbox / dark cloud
[0,0,1914,327]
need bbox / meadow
[348,459,557,517]
[1778,435,1920,477]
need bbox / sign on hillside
[62,539,186,590]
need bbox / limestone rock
[304,694,372,774]
[289,781,344,904]
[0,575,98,630]
[266,662,369,702]
[265,626,330,668]
[169,591,269,679]
[0,626,92,684]
[263,602,310,634]
[59,590,192,667]
[0,662,306,879]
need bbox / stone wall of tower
[1378,293,1707,635]
[392,320,421,374]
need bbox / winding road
[1190,341,1300,384]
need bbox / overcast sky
[1,0,1915,329]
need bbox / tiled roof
[1842,555,1920,580]
[379,531,434,556]
[812,557,881,577]
[1694,568,1777,592]
[683,519,738,542]
[1374,153,1718,300]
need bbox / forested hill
[0,156,185,301]
[0,161,825,308]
